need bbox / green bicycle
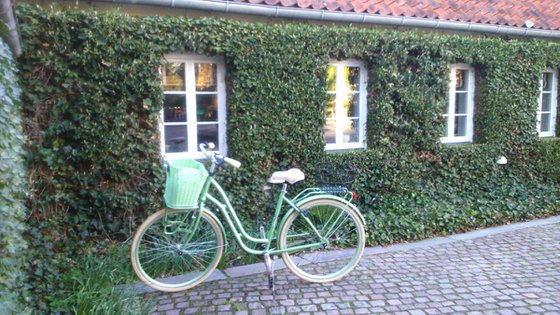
[131,143,366,292]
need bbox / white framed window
[324,60,367,151]
[160,54,226,159]
[441,64,475,144]
[537,69,558,137]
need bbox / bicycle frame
[197,175,326,256]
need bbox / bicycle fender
[294,195,366,225]
[201,207,228,246]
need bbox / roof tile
[280,0,298,6]
[230,0,560,30]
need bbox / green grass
[50,243,155,314]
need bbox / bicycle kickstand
[260,224,276,298]
[263,253,276,298]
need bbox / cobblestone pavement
[147,220,560,314]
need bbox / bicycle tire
[131,209,224,292]
[278,198,365,283]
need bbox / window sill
[325,143,367,152]
[163,151,216,161]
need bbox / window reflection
[345,93,360,117]
[344,66,360,91]
[165,125,188,153]
[163,63,185,91]
[454,116,467,137]
[543,73,552,91]
[324,119,336,144]
[197,124,219,150]
[326,94,336,118]
[326,66,337,92]
[456,70,467,91]
[343,119,359,143]
[455,93,468,114]
[196,95,218,122]
[195,63,217,91]
[541,94,551,112]
[164,95,187,122]
[540,113,551,132]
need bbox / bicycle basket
[315,161,356,189]
[164,158,208,209]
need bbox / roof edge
[93,0,560,39]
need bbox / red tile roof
[231,0,560,31]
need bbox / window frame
[537,68,558,138]
[441,64,475,144]
[160,53,227,160]
[325,59,368,151]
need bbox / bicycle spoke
[132,210,224,291]
[279,199,364,283]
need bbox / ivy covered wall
[0,38,28,312]
[15,4,560,310]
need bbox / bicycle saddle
[268,168,305,184]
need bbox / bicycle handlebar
[199,142,241,169]
[224,157,241,169]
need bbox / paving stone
[321,303,338,311]
[269,306,286,314]
[352,301,370,308]
[282,305,299,313]
[158,304,173,311]
[301,304,318,312]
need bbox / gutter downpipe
[93,0,560,39]
[0,0,21,56]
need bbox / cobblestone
[146,220,560,315]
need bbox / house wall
[16,4,560,309]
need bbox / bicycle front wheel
[131,209,224,292]
[278,199,365,283]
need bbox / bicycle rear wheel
[278,199,365,283]
[131,209,224,292]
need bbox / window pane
[163,63,185,91]
[344,66,360,91]
[344,93,360,117]
[455,92,468,114]
[326,66,337,92]
[164,125,187,153]
[540,113,551,132]
[197,124,219,150]
[195,63,217,91]
[541,93,551,112]
[196,94,218,122]
[324,119,335,144]
[343,119,359,143]
[455,69,468,91]
[163,95,186,122]
[326,93,336,118]
[454,116,467,137]
[543,72,553,92]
